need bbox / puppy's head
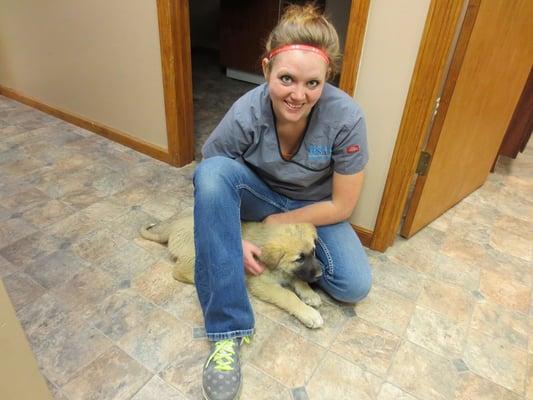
[261,223,322,282]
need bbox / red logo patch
[346,144,360,154]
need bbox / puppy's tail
[139,220,172,243]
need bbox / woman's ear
[261,58,270,80]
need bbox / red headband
[267,44,330,64]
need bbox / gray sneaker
[202,337,250,400]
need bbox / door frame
[157,0,195,167]
[160,0,467,251]
[159,0,370,168]
[400,0,480,238]
[369,0,467,251]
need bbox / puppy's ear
[258,242,285,269]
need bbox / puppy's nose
[313,261,323,279]
[308,268,322,282]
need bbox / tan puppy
[140,210,324,328]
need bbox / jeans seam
[317,235,334,276]
[235,184,288,212]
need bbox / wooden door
[219,0,326,75]
[220,0,279,74]
[401,0,533,238]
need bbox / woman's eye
[280,75,292,84]
[308,80,320,88]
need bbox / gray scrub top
[201,82,368,201]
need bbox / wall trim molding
[0,85,172,164]
[352,225,373,248]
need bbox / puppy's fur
[140,209,324,328]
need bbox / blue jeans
[193,156,372,341]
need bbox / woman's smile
[284,100,304,111]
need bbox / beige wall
[0,0,168,150]
[350,0,431,230]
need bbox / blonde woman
[194,4,371,399]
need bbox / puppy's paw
[300,291,322,308]
[298,306,324,329]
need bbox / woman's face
[263,50,328,125]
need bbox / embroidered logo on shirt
[308,144,332,159]
[346,144,360,154]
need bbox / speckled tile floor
[1,50,532,399]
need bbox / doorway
[188,0,354,159]
[157,0,371,242]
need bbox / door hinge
[433,97,441,117]
[416,151,431,175]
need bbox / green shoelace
[207,337,251,372]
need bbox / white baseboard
[226,68,265,85]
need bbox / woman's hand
[242,239,265,276]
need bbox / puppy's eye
[295,253,305,263]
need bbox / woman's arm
[264,170,364,226]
